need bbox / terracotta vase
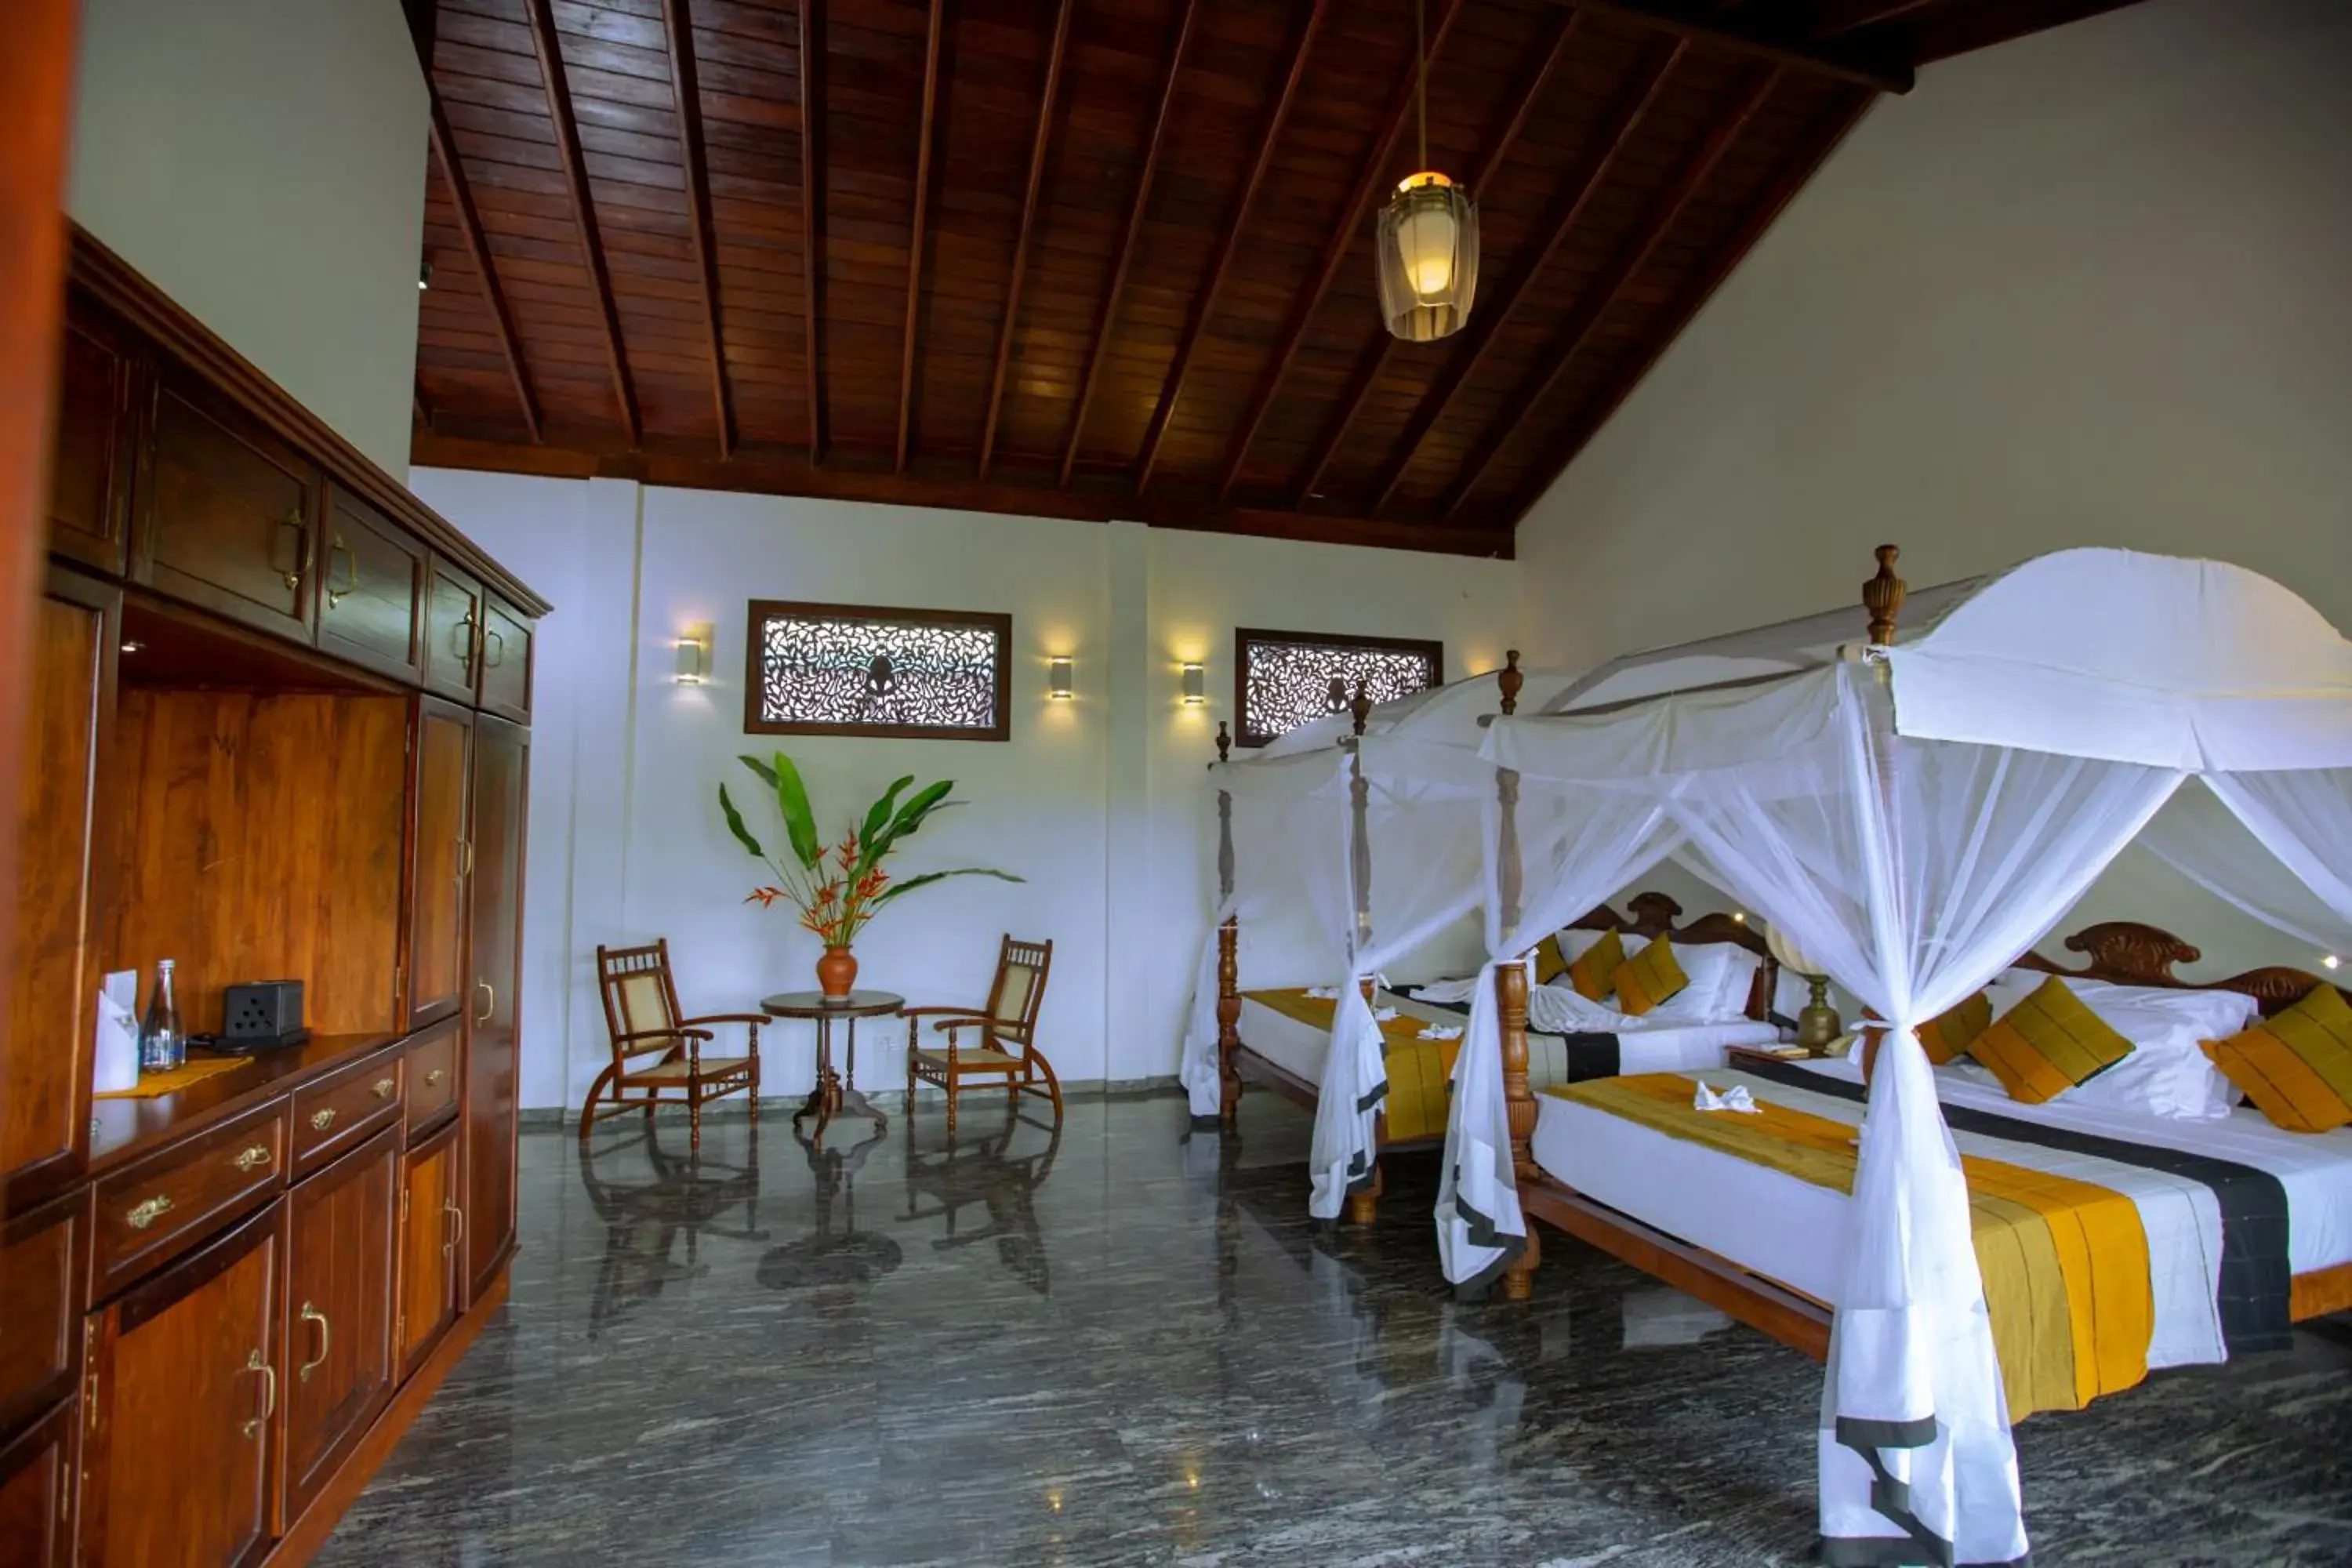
[815,946,858,1002]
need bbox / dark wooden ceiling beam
[1057,0,1202,488]
[1808,0,1938,38]
[797,0,826,462]
[1363,38,1683,517]
[978,0,1074,479]
[1440,66,1784,522]
[1294,7,1586,506]
[896,0,946,475]
[1497,84,1874,528]
[524,0,638,448]
[661,0,735,458]
[1131,0,1330,496]
[1539,0,1911,93]
[1213,0,1469,502]
[426,88,541,445]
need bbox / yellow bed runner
[1552,1073,2155,1421]
[1246,989,1462,1143]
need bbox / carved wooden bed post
[1214,721,1243,1129]
[1492,652,1541,1298]
[1857,546,1905,1081]
[1345,679,1384,1224]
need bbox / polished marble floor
[318,1093,2352,1567]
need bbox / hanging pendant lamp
[1377,0,1477,341]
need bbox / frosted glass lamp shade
[1377,172,1478,342]
[1764,920,1824,979]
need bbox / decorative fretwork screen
[1233,628,1443,749]
[743,601,1014,741]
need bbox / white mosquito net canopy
[1436,547,2352,1566]
[1175,664,1588,1217]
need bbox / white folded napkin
[1692,1080,1761,1115]
[1417,1023,1465,1041]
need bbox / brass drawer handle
[425,1068,447,1087]
[475,981,495,1024]
[372,1076,397,1100]
[241,1348,275,1438]
[233,1144,272,1173]
[444,1200,466,1250]
[298,1303,331,1383]
[483,626,506,669]
[310,1107,337,1132]
[125,1194,174,1231]
[325,535,361,608]
[278,510,310,592]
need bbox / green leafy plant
[718,753,1021,946]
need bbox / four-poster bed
[1439,543,2352,1563]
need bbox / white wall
[67,0,427,479]
[1515,0,2352,981]
[411,467,1525,1109]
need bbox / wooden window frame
[742,600,1014,742]
[1232,626,1444,750]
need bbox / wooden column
[1857,544,1905,1083]
[1214,726,1242,1129]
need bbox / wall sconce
[1181,663,1206,706]
[1048,656,1074,701]
[2326,955,2343,971]
[674,626,710,684]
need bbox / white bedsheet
[1237,989,1777,1092]
[1531,1058,2352,1371]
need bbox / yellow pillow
[1566,928,1624,1002]
[1532,934,1568,987]
[1965,976,2132,1104]
[1917,991,1995,1065]
[1614,934,1688,1018]
[2202,985,2352,1134]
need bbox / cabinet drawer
[477,597,532,720]
[0,1196,85,1432]
[92,1098,287,1300]
[423,560,482,702]
[405,1022,460,1137]
[137,370,321,643]
[317,485,425,681]
[291,1044,404,1178]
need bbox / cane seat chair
[904,935,1060,1134]
[585,938,764,1149]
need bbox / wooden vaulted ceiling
[406,0,2139,557]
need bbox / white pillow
[1984,971,2255,1119]
[1646,945,1759,1024]
[1560,927,1648,964]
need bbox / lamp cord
[1414,0,1428,171]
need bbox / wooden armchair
[904,935,1060,1135]
[585,938,764,1149]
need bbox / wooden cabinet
[0,1198,85,1436]
[0,1399,78,1568]
[45,296,140,576]
[477,595,533,721]
[315,485,424,682]
[82,1201,284,1568]
[396,1118,463,1382]
[405,1019,462,1137]
[407,698,473,1028]
[423,560,484,702]
[463,716,528,1301]
[4,569,114,1207]
[136,369,320,643]
[280,1129,399,1526]
[289,1043,405,1180]
[92,1097,288,1303]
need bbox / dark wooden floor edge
[263,1262,514,1568]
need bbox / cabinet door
[0,1398,78,1568]
[422,560,483,702]
[407,698,472,1028]
[397,1117,463,1381]
[136,369,321,642]
[463,715,528,1302]
[45,296,140,575]
[477,596,533,722]
[82,1201,283,1568]
[315,485,425,683]
[281,1127,399,1526]
[5,568,115,1205]
[0,1196,85,1437]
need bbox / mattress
[1238,988,1778,1094]
[1532,1056,2352,1369]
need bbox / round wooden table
[760,989,902,1145]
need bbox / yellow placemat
[97,1054,253,1099]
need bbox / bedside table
[1726,1043,1825,1072]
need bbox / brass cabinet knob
[310,1107,337,1131]
[372,1076,396,1100]
[426,1068,447,1087]
[125,1193,174,1231]
[232,1144,272,1173]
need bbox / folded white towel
[1692,1080,1762,1115]
[1417,1023,1465,1042]
[1371,1006,1399,1024]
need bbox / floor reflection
[314,1095,2352,1568]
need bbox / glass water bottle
[139,959,185,1073]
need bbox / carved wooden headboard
[2014,920,2347,1018]
[1566,891,1777,1021]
